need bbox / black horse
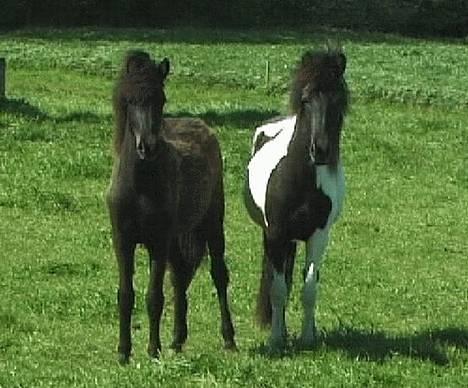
[244,49,349,349]
[107,50,236,363]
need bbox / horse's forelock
[112,53,166,155]
[290,50,347,114]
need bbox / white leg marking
[270,270,288,348]
[301,227,330,346]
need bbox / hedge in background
[2,0,467,37]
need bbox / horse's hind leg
[206,215,236,350]
[284,242,296,297]
[146,242,168,358]
[264,234,291,350]
[114,238,136,364]
[301,227,330,348]
[171,273,190,352]
[169,240,192,352]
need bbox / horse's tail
[256,250,273,328]
[256,240,296,328]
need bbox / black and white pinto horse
[244,49,349,349]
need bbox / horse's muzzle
[136,138,158,161]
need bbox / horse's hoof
[299,332,319,350]
[118,352,130,365]
[267,337,287,354]
[299,326,319,350]
[224,340,238,352]
[147,346,162,359]
[298,338,316,350]
[170,342,183,353]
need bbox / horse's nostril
[136,139,147,159]
[137,140,146,153]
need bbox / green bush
[1,0,467,37]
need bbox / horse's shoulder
[252,116,296,154]
[162,118,221,175]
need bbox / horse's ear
[325,41,346,77]
[336,52,346,77]
[159,58,170,80]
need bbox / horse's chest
[130,194,173,242]
[136,195,161,219]
[315,164,345,226]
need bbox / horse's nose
[136,138,147,159]
[136,136,158,160]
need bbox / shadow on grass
[53,111,107,124]
[168,108,281,129]
[251,326,468,365]
[1,97,109,124]
[0,97,48,120]
[323,326,468,365]
[0,97,276,129]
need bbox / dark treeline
[2,0,468,37]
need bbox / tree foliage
[2,0,467,37]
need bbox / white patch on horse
[316,162,345,225]
[247,116,297,226]
[251,119,289,155]
[301,162,345,345]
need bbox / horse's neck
[116,131,168,191]
[287,112,313,168]
[288,112,341,169]
[116,131,139,180]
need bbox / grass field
[0,28,467,387]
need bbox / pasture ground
[0,28,467,387]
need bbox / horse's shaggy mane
[112,50,167,154]
[289,49,349,114]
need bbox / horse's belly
[176,191,212,233]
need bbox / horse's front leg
[114,238,136,364]
[301,227,330,348]
[146,241,169,358]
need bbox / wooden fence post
[0,58,5,99]
[265,60,270,89]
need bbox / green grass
[0,28,467,387]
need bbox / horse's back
[164,117,218,146]
[163,117,224,231]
